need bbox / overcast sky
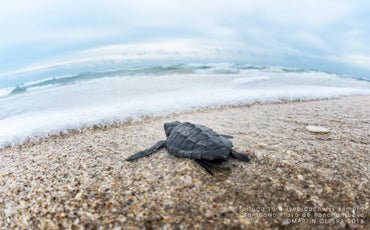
[1,0,370,78]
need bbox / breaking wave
[0,63,369,147]
[3,63,368,98]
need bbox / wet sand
[0,96,369,229]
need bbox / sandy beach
[0,95,369,229]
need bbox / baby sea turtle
[126,121,250,174]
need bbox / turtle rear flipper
[126,140,166,161]
[231,150,250,162]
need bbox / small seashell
[306,125,330,133]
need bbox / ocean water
[0,63,370,147]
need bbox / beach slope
[0,96,369,229]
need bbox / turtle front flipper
[230,150,250,162]
[126,140,166,161]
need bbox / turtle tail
[220,134,233,139]
[230,150,250,162]
[126,140,166,161]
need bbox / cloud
[331,54,370,70]
[293,31,329,50]
[0,39,248,78]
[0,0,370,77]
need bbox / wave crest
[2,63,367,98]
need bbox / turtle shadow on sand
[126,121,250,175]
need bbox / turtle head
[164,121,181,137]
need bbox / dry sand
[0,96,369,229]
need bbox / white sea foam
[0,87,13,97]
[231,76,270,84]
[0,67,370,148]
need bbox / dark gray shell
[166,122,232,161]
